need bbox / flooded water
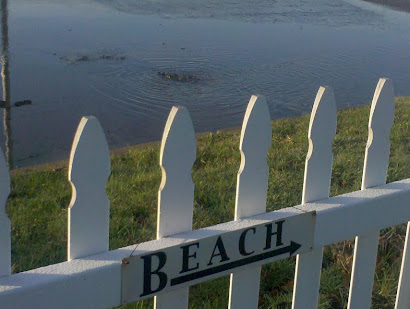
[1,0,410,167]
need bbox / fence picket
[228,95,272,309]
[292,86,337,309]
[396,223,410,308]
[68,116,111,260]
[348,78,394,308]
[155,106,196,309]
[0,150,10,277]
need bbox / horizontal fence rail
[0,78,409,308]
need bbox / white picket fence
[0,78,409,308]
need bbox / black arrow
[171,241,302,286]
[288,241,302,255]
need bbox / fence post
[347,78,394,309]
[228,95,272,309]
[154,106,196,309]
[396,223,410,308]
[0,149,10,277]
[292,86,337,309]
[68,116,111,260]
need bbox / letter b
[140,252,168,297]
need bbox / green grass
[7,97,409,308]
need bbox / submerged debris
[0,100,32,108]
[157,72,200,82]
[100,54,126,60]
[14,100,32,107]
[59,53,127,63]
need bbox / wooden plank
[306,179,410,247]
[395,222,410,309]
[349,232,379,308]
[361,78,395,190]
[68,116,111,260]
[348,78,394,309]
[0,149,10,277]
[122,209,314,304]
[155,106,196,309]
[301,86,337,205]
[292,86,337,309]
[228,95,272,309]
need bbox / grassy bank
[8,97,409,308]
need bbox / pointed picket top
[235,95,272,219]
[68,116,111,261]
[292,86,336,309]
[348,78,395,309]
[156,106,196,309]
[0,149,10,277]
[228,95,272,309]
[362,78,394,189]
[157,106,196,239]
[302,86,337,204]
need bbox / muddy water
[1,0,410,166]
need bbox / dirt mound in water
[157,72,201,82]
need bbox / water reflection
[5,0,410,167]
[1,0,13,169]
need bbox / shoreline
[11,96,409,175]
[11,129,238,175]
[363,0,410,12]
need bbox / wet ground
[1,0,409,167]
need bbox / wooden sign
[121,211,315,304]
